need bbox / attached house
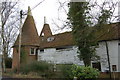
[12,7,120,72]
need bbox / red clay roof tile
[14,8,39,46]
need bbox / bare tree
[54,0,119,30]
[0,2,20,72]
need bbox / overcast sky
[20,0,70,35]
[19,0,119,35]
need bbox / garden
[3,61,101,80]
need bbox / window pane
[30,48,34,54]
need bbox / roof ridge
[53,31,72,36]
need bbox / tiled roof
[40,24,52,37]
[39,22,120,48]
[95,22,120,41]
[13,6,120,48]
[39,32,75,48]
[14,7,39,47]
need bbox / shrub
[69,64,100,80]
[20,61,53,75]
[59,64,72,78]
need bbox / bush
[5,57,12,68]
[59,64,72,78]
[20,61,53,75]
[69,64,100,80]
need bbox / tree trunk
[1,27,6,73]
[2,53,6,73]
[2,44,7,73]
[105,41,112,79]
[83,58,91,66]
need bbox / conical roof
[14,7,39,46]
[40,24,52,37]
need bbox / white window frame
[30,48,36,55]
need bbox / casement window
[30,48,36,55]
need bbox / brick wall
[12,48,19,70]
[12,46,38,70]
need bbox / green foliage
[68,2,91,28]
[68,2,97,66]
[5,57,12,68]
[20,47,27,64]
[68,1,115,66]
[96,9,113,29]
[69,64,100,80]
[20,61,53,76]
[59,64,72,79]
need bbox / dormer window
[47,37,55,42]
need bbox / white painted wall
[118,41,120,71]
[38,40,119,72]
[96,40,119,72]
[38,46,84,65]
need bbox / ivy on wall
[20,47,27,65]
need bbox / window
[40,49,44,52]
[30,48,36,55]
[56,47,66,50]
[112,65,117,71]
[92,62,101,71]
[56,46,73,51]
[47,37,55,42]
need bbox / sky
[20,0,119,35]
[0,0,119,35]
[20,0,70,35]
